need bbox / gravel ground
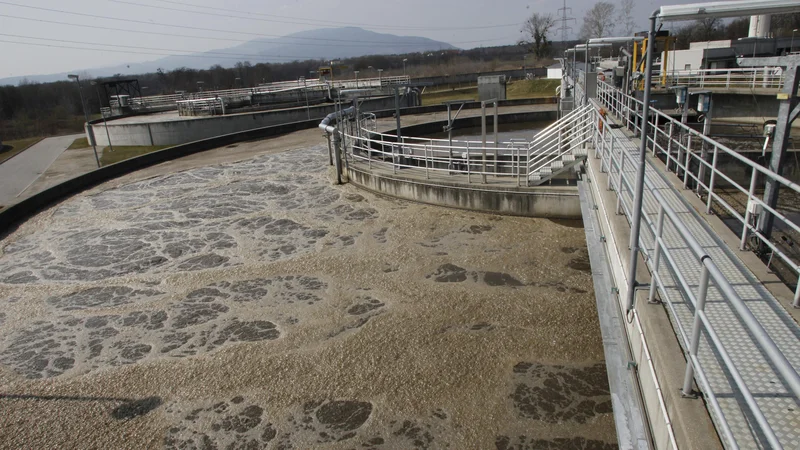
[0,132,614,449]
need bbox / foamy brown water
[0,144,615,449]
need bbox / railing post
[740,167,759,250]
[666,122,674,172]
[683,136,692,189]
[648,207,666,304]
[425,144,430,179]
[466,141,471,184]
[706,146,719,214]
[682,264,710,397]
[726,70,731,89]
[616,149,626,214]
[652,113,660,156]
[392,143,397,174]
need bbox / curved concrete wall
[346,167,581,218]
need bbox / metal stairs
[526,104,593,186]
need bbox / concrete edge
[584,152,723,450]
[578,180,651,450]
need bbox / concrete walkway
[0,134,83,208]
[603,114,800,449]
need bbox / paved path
[0,134,83,207]
[601,112,800,449]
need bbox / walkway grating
[602,114,800,449]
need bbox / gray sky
[1,0,697,78]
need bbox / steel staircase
[527,104,593,186]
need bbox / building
[547,62,563,79]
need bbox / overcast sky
[1,0,715,78]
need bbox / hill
[0,27,456,86]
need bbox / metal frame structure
[590,94,800,448]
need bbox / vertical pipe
[682,264,711,396]
[447,104,453,169]
[741,168,759,250]
[648,207,666,304]
[425,144,429,179]
[683,140,692,189]
[625,14,658,313]
[666,121,674,172]
[326,132,333,166]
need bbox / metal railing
[591,87,800,449]
[333,104,593,186]
[659,67,785,90]
[598,80,800,307]
[527,104,593,179]
[344,120,531,184]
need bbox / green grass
[507,79,560,99]
[67,137,89,150]
[420,79,558,106]
[0,137,43,164]
[100,145,171,166]
[421,87,478,106]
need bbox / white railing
[660,67,785,90]
[590,98,800,449]
[598,80,800,307]
[127,79,331,110]
[344,119,530,184]
[334,75,410,89]
[527,104,593,178]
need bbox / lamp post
[403,58,408,76]
[67,74,100,168]
[792,28,798,53]
[90,80,114,155]
[377,68,383,86]
[354,70,359,88]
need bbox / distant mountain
[0,27,456,86]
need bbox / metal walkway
[593,103,800,449]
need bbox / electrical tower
[556,0,576,47]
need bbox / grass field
[100,145,171,166]
[0,137,43,164]
[420,79,559,106]
[67,137,89,150]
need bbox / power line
[127,0,520,31]
[0,33,324,61]
[0,1,511,47]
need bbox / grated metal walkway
[601,115,800,449]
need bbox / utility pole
[557,0,576,51]
[67,74,100,168]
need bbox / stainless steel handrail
[591,97,800,449]
[597,80,800,307]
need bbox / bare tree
[617,0,636,36]
[580,1,616,39]
[519,13,557,59]
[695,18,721,41]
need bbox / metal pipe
[682,263,711,396]
[625,12,658,312]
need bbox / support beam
[738,56,800,243]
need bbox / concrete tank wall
[89,95,412,147]
[346,167,581,218]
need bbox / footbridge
[320,70,800,450]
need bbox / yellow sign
[319,67,332,76]
[777,93,789,100]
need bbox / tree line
[519,3,800,58]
